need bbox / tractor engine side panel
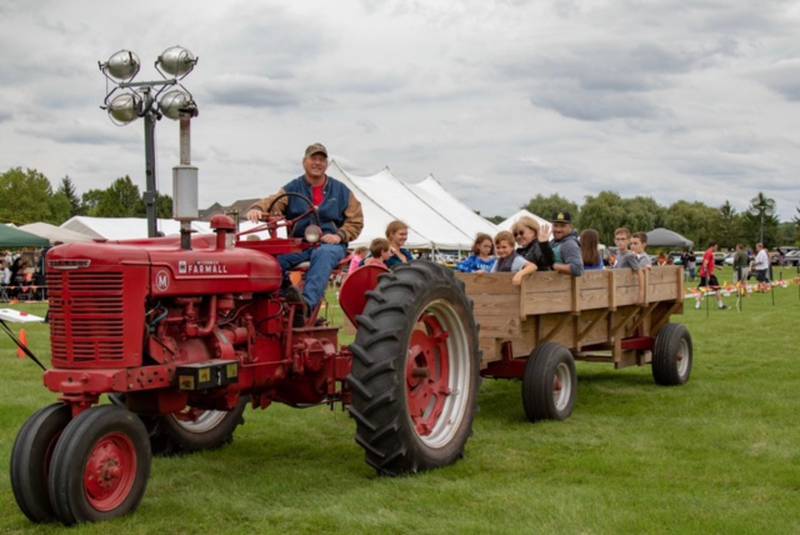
[148,248,282,297]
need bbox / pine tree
[57,176,82,217]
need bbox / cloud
[205,74,300,108]
[17,121,138,146]
[756,60,800,101]
[0,111,12,123]
[530,85,662,121]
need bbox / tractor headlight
[304,225,322,244]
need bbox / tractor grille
[49,270,126,365]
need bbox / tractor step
[177,360,239,391]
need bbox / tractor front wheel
[10,403,72,523]
[149,399,247,455]
[47,405,151,525]
[348,261,480,475]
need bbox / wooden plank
[541,313,571,343]
[608,270,617,311]
[577,310,609,343]
[473,315,523,338]
[457,272,519,295]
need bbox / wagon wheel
[522,342,577,422]
[47,405,151,525]
[652,323,693,386]
[348,261,481,475]
[10,403,72,523]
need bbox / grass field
[1,270,799,534]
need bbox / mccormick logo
[155,270,170,292]
[177,260,228,275]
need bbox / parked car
[785,250,800,267]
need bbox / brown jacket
[249,175,364,243]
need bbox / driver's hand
[246,208,264,223]
[321,234,342,245]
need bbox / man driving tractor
[246,143,363,324]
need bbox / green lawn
[1,280,799,534]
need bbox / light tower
[99,46,199,245]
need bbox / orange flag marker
[16,328,28,360]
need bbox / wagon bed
[458,266,688,387]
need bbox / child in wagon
[490,230,537,285]
[364,238,392,267]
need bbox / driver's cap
[304,143,328,159]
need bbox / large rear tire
[348,261,480,475]
[652,323,693,385]
[522,342,577,422]
[48,405,151,525]
[10,403,72,523]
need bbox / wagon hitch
[0,318,46,371]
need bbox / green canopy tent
[0,224,50,248]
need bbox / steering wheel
[265,192,322,231]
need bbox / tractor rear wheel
[48,405,151,525]
[521,342,577,422]
[10,403,72,523]
[652,323,693,385]
[348,261,480,475]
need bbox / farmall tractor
[10,206,481,525]
[9,49,481,525]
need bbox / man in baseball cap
[550,210,583,276]
[247,143,363,326]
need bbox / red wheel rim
[83,432,137,512]
[406,313,451,437]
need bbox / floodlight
[104,50,141,81]
[108,92,142,124]
[159,89,196,120]
[157,45,196,77]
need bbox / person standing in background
[753,243,770,283]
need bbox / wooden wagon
[457,266,692,421]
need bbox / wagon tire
[48,405,151,525]
[652,323,693,386]
[348,260,480,475]
[522,342,577,422]
[10,403,72,523]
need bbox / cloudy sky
[0,0,798,220]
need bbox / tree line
[489,192,799,250]
[0,167,172,226]
[2,166,798,250]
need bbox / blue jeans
[278,244,346,309]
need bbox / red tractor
[10,204,480,525]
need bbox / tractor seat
[293,261,311,272]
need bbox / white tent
[408,175,498,239]
[497,209,552,240]
[327,161,434,249]
[20,222,94,244]
[61,216,211,241]
[329,161,475,249]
